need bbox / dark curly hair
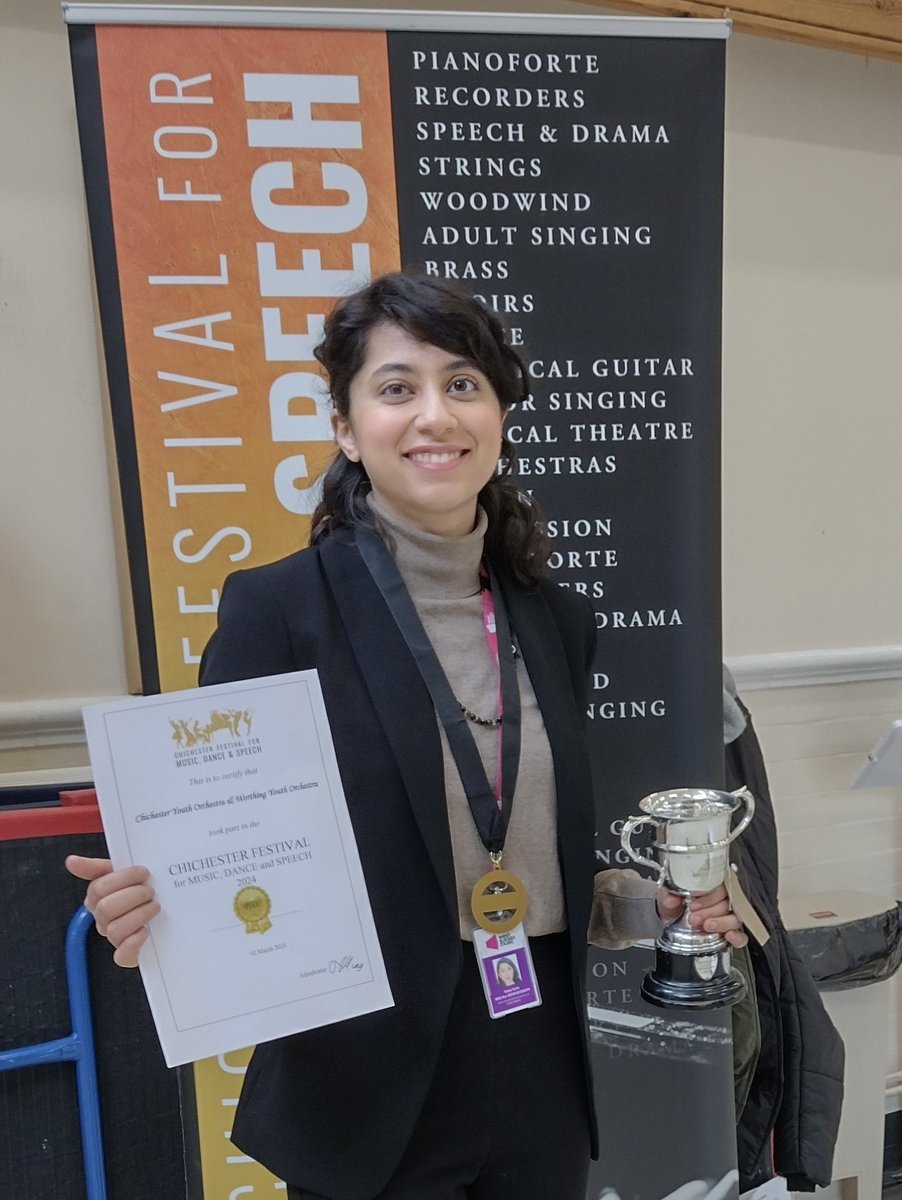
[310,271,549,585]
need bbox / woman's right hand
[65,855,160,968]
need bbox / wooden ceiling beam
[573,2,902,62]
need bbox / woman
[68,272,745,1200]
[495,958,521,988]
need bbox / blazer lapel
[319,532,459,931]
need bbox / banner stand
[66,8,731,1197]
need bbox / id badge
[472,923,542,1019]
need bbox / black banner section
[67,26,160,694]
[388,32,732,1198]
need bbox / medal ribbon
[479,564,504,812]
[356,529,522,855]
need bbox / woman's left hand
[657,883,748,948]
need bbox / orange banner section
[96,25,401,694]
[190,1049,280,1197]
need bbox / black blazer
[199,528,599,1197]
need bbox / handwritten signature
[329,955,365,974]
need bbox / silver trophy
[621,787,755,1009]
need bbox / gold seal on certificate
[234,885,272,934]
[470,869,529,934]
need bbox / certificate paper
[83,671,393,1067]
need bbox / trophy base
[641,944,748,1010]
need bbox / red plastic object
[60,789,99,808]
[0,804,103,842]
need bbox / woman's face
[497,961,516,986]
[333,323,505,536]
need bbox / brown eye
[381,381,411,399]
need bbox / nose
[413,386,457,434]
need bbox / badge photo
[472,924,542,1019]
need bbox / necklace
[456,638,516,729]
[458,702,501,729]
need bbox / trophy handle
[727,786,755,842]
[620,814,663,878]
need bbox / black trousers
[289,932,591,1200]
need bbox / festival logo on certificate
[169,708,262,768]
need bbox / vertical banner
[67,10,729,1199]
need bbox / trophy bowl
[620,787,754,1010]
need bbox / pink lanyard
[480,567,506,811]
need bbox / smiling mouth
[405,450,468,465]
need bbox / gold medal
[471,867,529,934]
[233,885,272,934]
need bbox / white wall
[721,34,902,657]
[1,2,132,706]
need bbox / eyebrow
[369,357,478,378]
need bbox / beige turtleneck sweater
[369,495,662,947]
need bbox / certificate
[83,671,393,1067]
